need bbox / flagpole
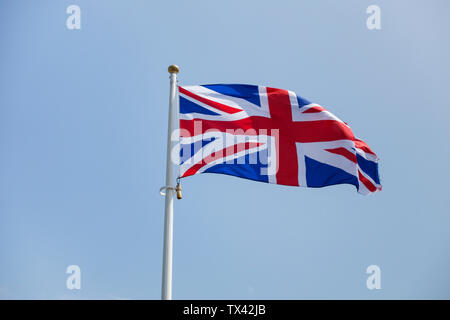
[161,64,179,300]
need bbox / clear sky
[1,0,450,299]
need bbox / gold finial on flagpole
[168,64,179,74]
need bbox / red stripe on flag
[302,106,325,113]
[358,170,377,192]
[266,87,299,186]
[180,118,355,142]
[354,138,376,155]
[325,147,357,163]
[179,86,242,114]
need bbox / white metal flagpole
[161,64,179,300]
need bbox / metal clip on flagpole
[160,64,179,300]
[159,180,182,199]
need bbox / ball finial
[168,65,179,74]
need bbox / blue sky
[1,0,450,299]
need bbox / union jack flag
[178,84,381,195]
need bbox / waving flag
[178,84,381,195]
